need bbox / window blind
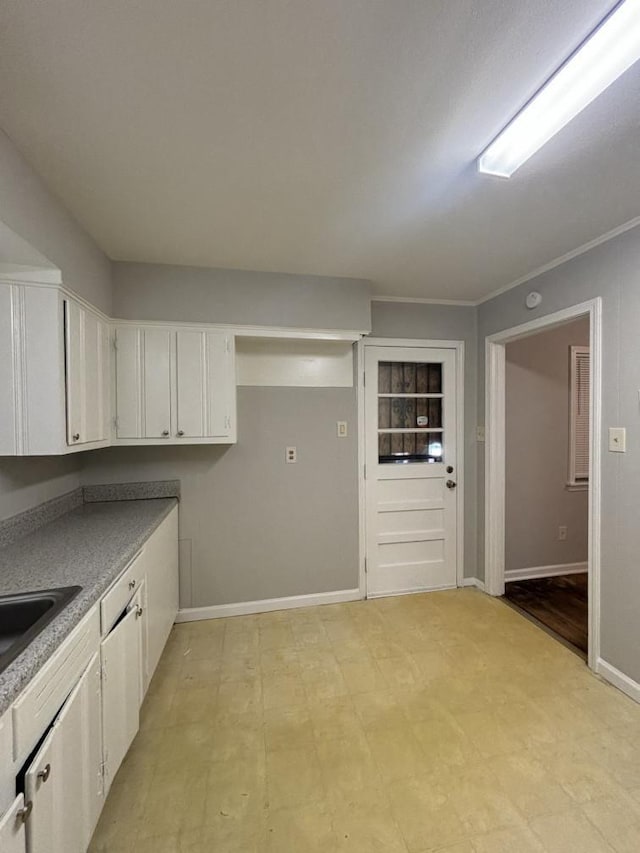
[569,346,590,483]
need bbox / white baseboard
[176,588,362,622]
[505,562,587,583]
[596,658,640,704]
[461,577,486,591]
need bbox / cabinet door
[144,507,179,691]
[24,653,102,853]
[0,795,27,853]
[114,327,172,440]
[65,299,109,446]
[176,331,234,439]
[101,596,142,794]
[143,329,173,439]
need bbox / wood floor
[504,573,588,654]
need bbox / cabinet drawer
[100,549,144,636]
[12,607,99,764]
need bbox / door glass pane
[378,362,442,394]
[378,398,442,430]
[378,432,444,464]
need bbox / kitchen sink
[0,586,81,674]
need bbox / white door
[24,653,102,853]
[176,331,234,439]
[101,595,142,794]
[0,795,27,853]
[365,345,459,596]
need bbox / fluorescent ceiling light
[478,0,640,178]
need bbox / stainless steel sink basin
[0,586,81,673]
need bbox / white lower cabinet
[23,653,103,853]
[1,509,178,852]
[144,507,179,689]
[0,795,27,853]
[100,586,145,795]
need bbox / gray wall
[0,129,112,313]
[113,261,372,331]
[0,128,111,520]
[0,457,82,521]
[81,386,359,606]
[505,318,589,572]
[477,224,640,682]
[371,301,478,579]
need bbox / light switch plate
[286,446,297,463]
[337,421,348,438]
[609,427,626,453]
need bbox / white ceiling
[1,0,638,302]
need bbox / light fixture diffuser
[478,0,640,178]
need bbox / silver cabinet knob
[17,801,33,823]
[37,763,51,783]
[128,579,136,590]
[177,430,185,436]
[162,430,169,436]
[73,433,80,441]
[135,605,144,618]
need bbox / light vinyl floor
[90,589,640,852]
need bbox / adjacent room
[1,2,640,852]
[503,317,591,655]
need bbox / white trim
[455,341,465,589]
[175,588,362,622]
[461,577,486,591]
[372,295,476,307]
[364,336,464,349]
[484,298,602,671]
[596,659,640,705]
[476,216,640,306]
[356,338,367,597]
[505,562,587,582]
[112,316,367,342]
[566,481,588,492]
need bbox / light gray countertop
[0,497,177,717]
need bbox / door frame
[484,298,602,669]
[358,337,466,597]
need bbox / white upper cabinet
[114,326,172,440]
[64,298,110,446]
[176,330,235,439]
[0,282,111,455]
[114,325,236,444]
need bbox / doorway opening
[501,317,590,655]
[485,299,601,669]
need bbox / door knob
[446,466,454,474]
[446,480,457,490]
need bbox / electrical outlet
[558,525,568,541]
[337,421,348,438]
[285,446,297,463]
